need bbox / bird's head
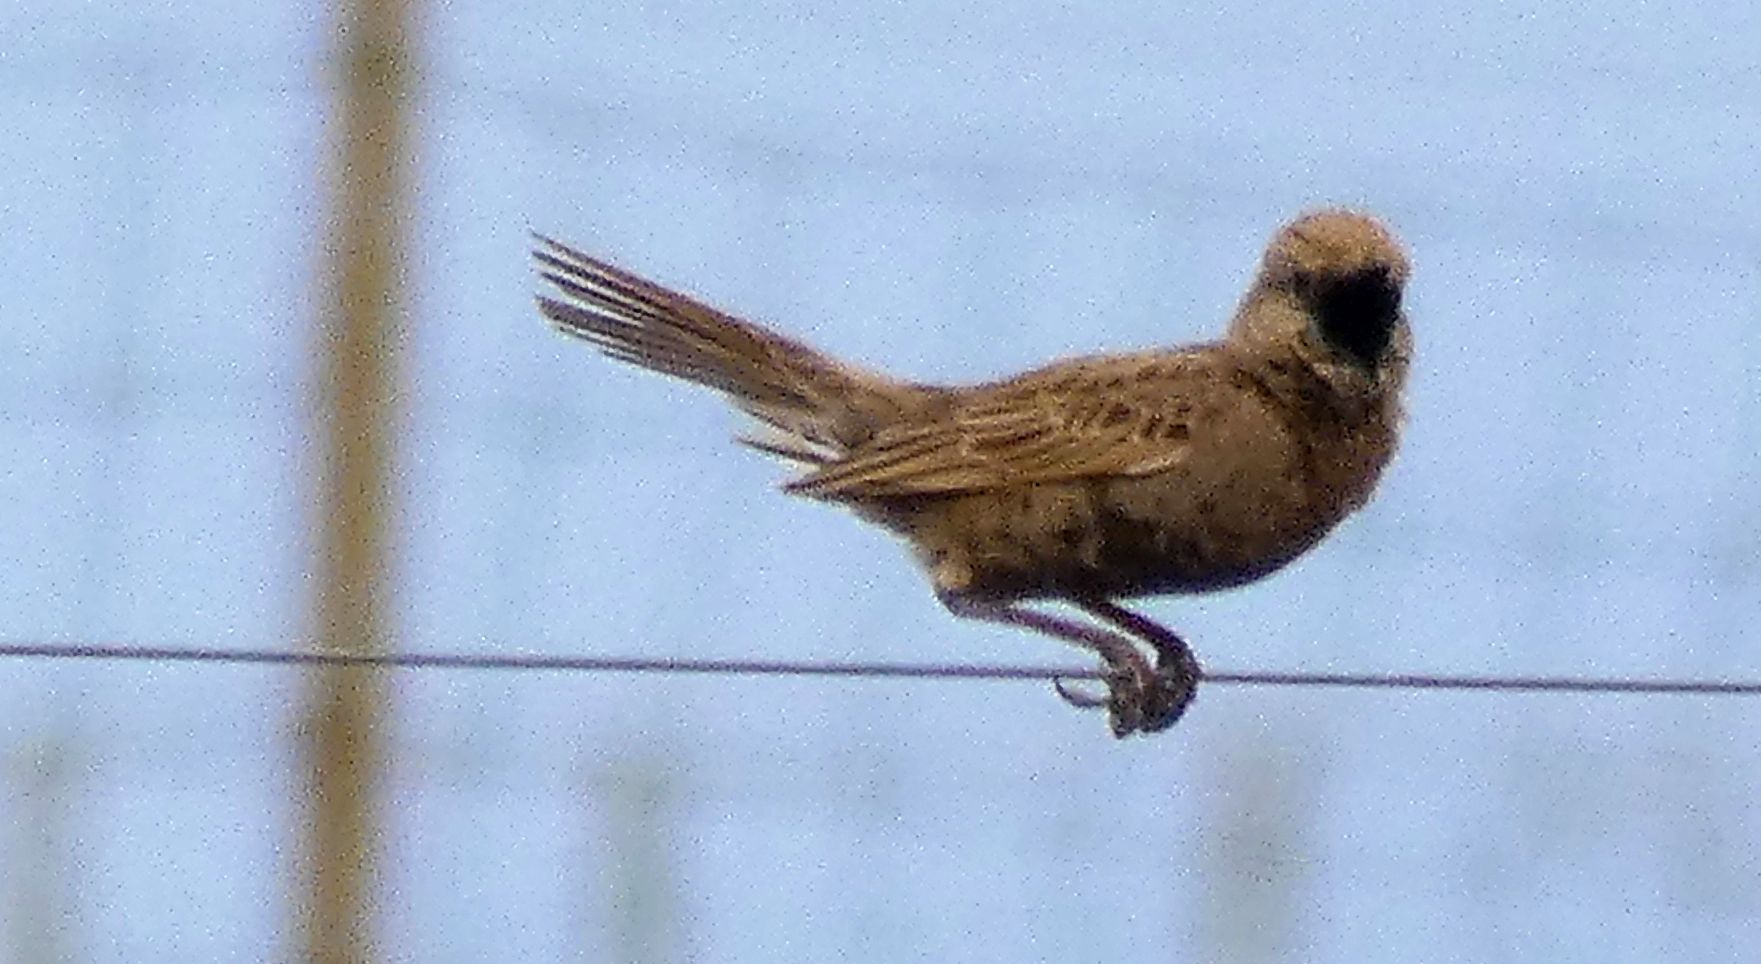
[1231,209,1413,397]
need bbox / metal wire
[3,641,1760,694]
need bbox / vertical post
[4,733,75,963]
[301,0,414,959]
[596,756,682,963]
[1198,731,1313,963]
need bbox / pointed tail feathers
[534,236,939,462]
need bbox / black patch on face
[1310,267,1401,367]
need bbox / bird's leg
[938,592,1153,737]
[1073,598,1200,733]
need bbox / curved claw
[1056,666,1147,738]
[1052,675,1110,709]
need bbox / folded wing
[788,354,1214,499]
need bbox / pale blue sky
[2,1,1759,960]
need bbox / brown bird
[534,210,1411,737]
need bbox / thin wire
[2,641,1760,695]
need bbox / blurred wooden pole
[301,0,414,958]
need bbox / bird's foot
[1053,650,1157,738]
[1135,642,1199,734]
[934,591,1198,736]
[1053,636,1199,737]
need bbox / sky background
[2,0,1760,960]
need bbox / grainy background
[2,1,1758,960]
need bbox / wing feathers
[786,354,1211,499]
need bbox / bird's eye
[1312,268,1400,367]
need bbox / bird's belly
[888,474,1343,602]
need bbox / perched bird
[535,210,1412,737]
